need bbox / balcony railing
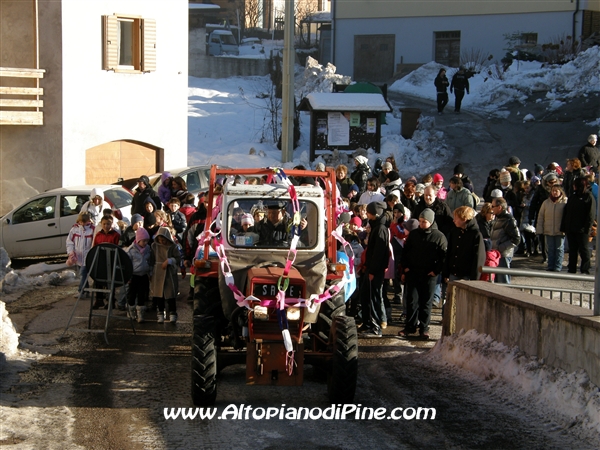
[0,67,45,125]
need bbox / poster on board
[327,112,350,146]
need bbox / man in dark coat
[578,134,599,173]
[399,208,447,339]
[560,177,596,274]
[351,155,371,196]
[131,175,162,216]
[358,201,389,338]
[412,186,453,236]
[434,68,449,114]
[450,67,469,113]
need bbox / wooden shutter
[102,15,119,70]
[142,18,156,72]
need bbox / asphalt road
[388,90,600,192]
[2,270,598,449]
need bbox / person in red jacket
[93,215,120,246]
[91,215,120,308]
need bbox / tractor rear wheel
[327,315,358,403]
[191,315,217,406]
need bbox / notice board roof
[298,93,392,113]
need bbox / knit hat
[138,175,150,185]
[534,163,544,174]
[433,173,444,183]
[315,162,325,172]
[350,216,362,227]
[131,213,144,224]
[531,176,540,185]
[382,162,393,171]
[404,218,419,232]
[366,201,386,217]
[392,203,405,214]
[490,189,503,198]
[453,164,465,175]
[415,183,425,194]
[386,171,401,182]
[355,155,369,166]
[339,212,351,224]
[144,213,156,228]
[544,172,559,183]
[499,170,511,183]
[241,213,254,226]
[135,227,150,243]
[509,156,521,165]
[419,208,435,224]
[349,184,359,193]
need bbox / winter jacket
[179,204,197,224]
[157,172,173,205]
[401,225,447,276]
[131,184,162,216]
[562,168,587,198]
[482,177,497,203]
[578,142,600,171]
[450,71,469,93]
[560,190,595,235]
[358,190,385,205]
[412,197,454,236]
[505,165,524,187]
[364,214,390,276]
[490,210,520,257]
[149,227,181,299]
[434,74,449,93]
[529,181,552,225]
[93,229,120,246]
[169,210,187,234]
[120,225,137,247]
[480,250,501,281]
[536,195,567,236]
[443,219,485,280]
[351,161,370,195]
[79,188,112,226]
[126,242,151,276]
[475,213,493,240]
[338,176,355,198]
[66,222,95,266]
[383,178,403,198]
[445,187,475,212]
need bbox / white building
[0,0,188,215]
[331,0,600,81]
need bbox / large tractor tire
[327,315,358,404]
[191,315,217,406]
[315,291,346,344]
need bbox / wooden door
[353,34,395,82]
[86,140,160,184]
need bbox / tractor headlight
[253,305,268,320]
[286,307,301,321]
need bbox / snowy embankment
[427,329,600,438]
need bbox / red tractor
[191,166,358,405]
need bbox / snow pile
[390,46,600,116]
[1,301,20,367]
[295,56,352,100]
[428,329,600,436]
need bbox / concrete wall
[444,281,600,387]
[333,12,574,78]
[188,28,269,79]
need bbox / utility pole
[281,0,294,163]
[595,198,599,315]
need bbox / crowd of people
[334,135,598,339]
[63,135,598,336]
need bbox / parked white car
[0,185,132,258]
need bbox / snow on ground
[390,46,600,118]
[1,46,600,440]
[427,329,600,439]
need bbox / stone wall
[443,281,600,386]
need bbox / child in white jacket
[66,212,95,296]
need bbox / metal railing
[479,266,597,314]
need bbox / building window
[102,14,156,73]
[520,33,538,46]
[435,31,461,67]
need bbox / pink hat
[350,216,362,227]
[433,173,444,183]
[241,213,254,226]
[135,227,150,243]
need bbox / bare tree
[244,0,263,29]
[295,0,319,47]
